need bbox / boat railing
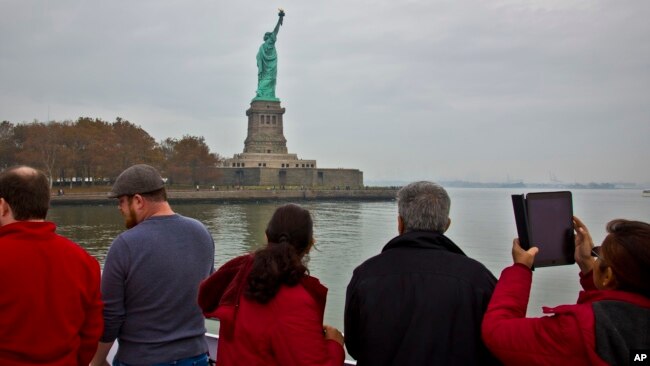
[105,332,357,365]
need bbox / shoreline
[50,188,398,206]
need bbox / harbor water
[49,188,650,332]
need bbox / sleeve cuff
[512,262,533,272]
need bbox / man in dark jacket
[344,181,500,365]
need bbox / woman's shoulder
[220,253,255,271]
[273,277,327,309]
[233,252,255,263]
[275,282,316,301]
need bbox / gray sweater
[101,214,215,364]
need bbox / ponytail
[245,240,307,304]
[245,204,313,304]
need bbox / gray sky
[2,1,649,184]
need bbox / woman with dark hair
[198,204,344,365]
[482,217,650,365]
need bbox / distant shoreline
[50,184,648,206]
[371,181,630,190]
[50,188,399,206]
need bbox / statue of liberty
[253,9,285,102]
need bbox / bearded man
[91,164,215,366]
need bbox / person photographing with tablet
[482,216,650,365]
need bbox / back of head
[397,181,450,233]
[108,164,166,201]
[0,166,50,220]
[601,219,650,297]
[246,204,313,304]
[265,203,314,254]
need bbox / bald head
[0,166,50,221]
[10,166,39,178]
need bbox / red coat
[0,221,103,366]
[482,263,650,366]
[198,254,344,366]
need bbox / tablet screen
[526,191,575,267]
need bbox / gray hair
[397,181,450,233]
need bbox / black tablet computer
[512,191,575,268]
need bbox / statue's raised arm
[253,10,285,102]
[274,9,284,35]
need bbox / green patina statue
[253,9,285,102]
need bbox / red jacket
[198,254,344,366]
[0,221,103,366]
[482,263,650,366]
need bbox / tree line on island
[0,117,222,187]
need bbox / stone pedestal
[244,101,287,154]
[224,100,317,169]
[219,100,363,188]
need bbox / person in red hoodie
[198,203,344,366]
[482,216,650,366]
[0,166,103,366]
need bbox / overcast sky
[2,1,649,184]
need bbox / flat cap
[108,164,165,198]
